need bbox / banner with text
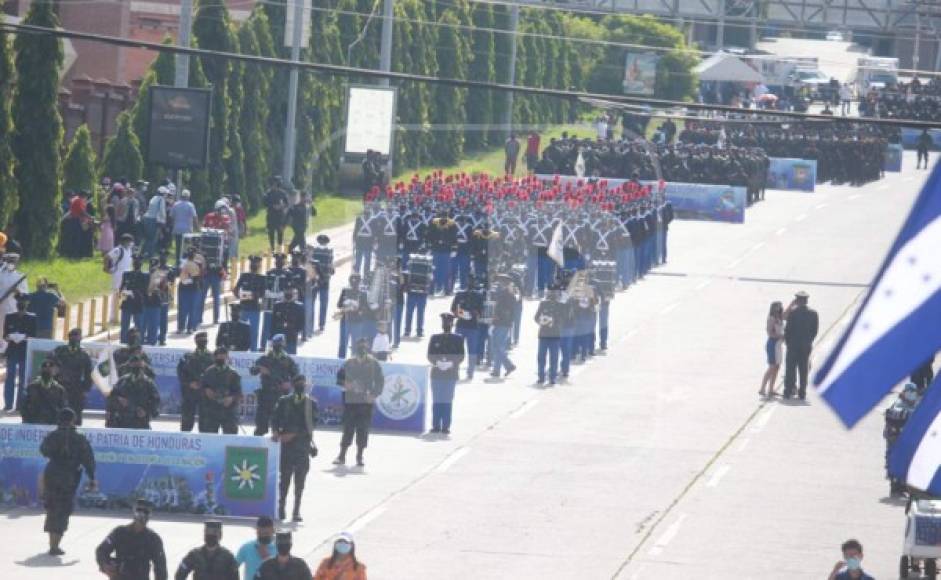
[25,340,428,434]
[767,158,817,192]
[0,424,279,518]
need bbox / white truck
[855,56,899,92]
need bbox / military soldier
[217,303,252,352]
[353,208,376,278]
[233,255,266,351]
[535,287,567,386]
[113,328,152,371]
[249,335,299,436]
[119,256,148,344]
[254,531,312,580]
[50,328,94,424]
[117,344,157,380]
[40,407,96,556]
[426,211,456,295]
[262,254,291,347]
[427,313,465,434]
[286,249,309,341]
[199,347,243,435]
[96,499,168,580]
[22,358,67,425]
[310,234,334,334]
[336,273,368,359]
[334,339,384,467]
[450,276,483,380]
[174,520,239,580]
[271,287,304,355]
[176,332,213,432]
[3,294,36,411]
[106,355,161,429]
[271,375,318,521]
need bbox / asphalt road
[0,152,931,579]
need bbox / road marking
[694,280,711,291]
[748,241,766,254]
[706,465,732,488]
[648,514,687,557]
[750,405,777,432]
[348,506,386,533]
[775,227,788,236]
[435,447,470,473]
[847,193,861,201]
[795,213,808,222]
[815,203,829,210]
[628,565,647,580]
[735,437,751,453]
[726,257,743,269]
[510,399,539,419]
[659,302,680,315]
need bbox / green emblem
[224,446,268,501]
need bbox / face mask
[335,541,352,555]
[293,385,305,396]
[258,535,273,545]
[276,543,292,556]
[41,370,52,380]
[845,557,861,571]
[356,346,368,357]
[69,338,81,347]
[273,344,283,353]
[204,535,220,548]
[133,511,149,525]
[196,341,208,350]
[215,358,227,367]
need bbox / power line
[3,19,941,129]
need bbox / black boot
[292,487,304,522]
[356,448,365,467]
[333,446,347,465]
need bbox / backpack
[103,246,125,274]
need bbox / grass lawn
[20,257,114,304]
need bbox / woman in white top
[759,301,785,397]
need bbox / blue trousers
[455,326,479,378]
[339,320,368,359]
[537,252,555,294]
[634,244,645,278]
[354,244,373,277]
[617,246,635,286]
[142,306,161,345]
[142,217,159,258]
[598,301,610,350]
[490,325,514,376]
[159,304,169,344]
[338,318,349,359]
[661,228,669,264]
[560,334,574,377]
[449,251,471,293]
[477,323,490,364]
[512,301,522,346]
[311,283,329,330]
[177,285,199,333]
[120,309,142,344]
[405,292,427,336]
[537,337,560,383]
[393,302,404,347]
[199,272,222,325]
[260,311,273,349]
[240,309,261,352]
[432,251,451,294]
[524,252,538,295]
[431,402,453,431]
[3,351,26,410]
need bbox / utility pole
[505,4,520,139]
[716,0,725,50]
[174,0,193,191]
[914,10,922,74]
[282,0,306,188]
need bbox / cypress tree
[63,125,98,197]
[11,0,63,258]
[0,16,17,230]
[432,8,471,165]
[193,0,232,199]
[467,3,495,151]
[225,24,245,198]
[491,3,511,143]
[239,13,270,211]
[310,2,345,190]
[101,111,143,183]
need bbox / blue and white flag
[889,376,941,492]
[814,163,941,427]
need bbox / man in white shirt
[0,253,28,353]
[142,186,168,258]
[107,234,135,323]
[170,189,199,264]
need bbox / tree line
[0,0,697,259]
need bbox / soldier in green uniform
[50,328,93,425]
[96,499,168,580]
[177,332,213,432]
[40,407,96,556]
[249,335,298,436]
[113,328,152,371]
[117,344,157,381]
[107,354,161,429]
[22,358,67,425]
[199,347,243,434]
[271,374,318,522]
[174,520,239,580]
[254,531,312,580]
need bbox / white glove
[9,333,25,343]
[436,360,453,371]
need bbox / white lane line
[750,405,777,433]
[659,302,680,315]
[735,437,751,453]
[694,280,711,291]
[748,241,766,254]
[348,506,387,533]
[815,203,829,210]
[510,399,539,419]
[726,257,743,269]
[648,513,688,557]
[706,465,732,488]
[847,193,861,200]
[775,227,788,236]
[794,213,808,222]
[435,447,470,473]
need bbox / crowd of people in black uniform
[860,78,941,121]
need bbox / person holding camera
[27,278,65,339]
[271,374,319,522]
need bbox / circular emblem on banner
[376,374,420,421]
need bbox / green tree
[225,23,245,198]
[239,12,270,211]
[193,0,232,198]
[63,125,97,197]
[131,44,175,185]
[0,16,17,230]
[491,3,511,142]
[101,111,143,184]
[11,0,63,258]
[432,7,471,165]
[466,3,495,151]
